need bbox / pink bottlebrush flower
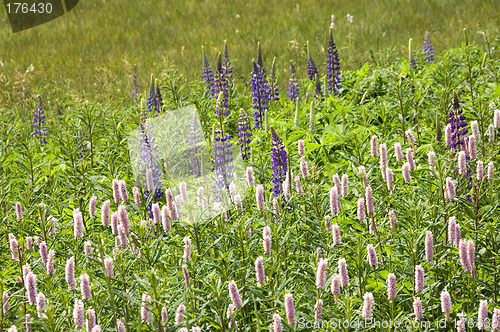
[324,215,332,232]
[469,136,477,160]
[182,264,190,287]
[446,177,456,199]
[197,187,206,208]
[332,223,341,245]
[132,186,141,206]
[141,293,151,323]
[341,174,348,196]
[477,160,484,181]
[394,142,404,162]
[458,239,471,272]
[425,231,433,260]
[316,258,328,289]
[488,162,494,181]
[298,139,305,156]
[145,169,155,193]
[357,196,365,222]
[365,186,374,215]
[234,194,242,213]
[367,244,378,267]
[247,166,255,188]
[428,151,436,171]
[448,217,457,244]
[478,300,488,329]
[464,136,470,155]
[228,281,242,308]
[46,249,55,275]
[101,200,110,227]
[111,212,119,235]
[330,186,339,216]
[80,274,91,300]
[369,221,375,235]
[89,196,97,218]
[264,225,271,237]
[370,135,378,157]
[175,303,186,324]
[445,124,452,146]
[402,162,411,183]
[26,237,33,250]
[179,182,188,201]
[87,308,96,331]
[294,176,304,194]
[440,290,452,321]
[471,120,480,140]
[116,319,126,332]
[495,109,500,128]
[84,241,92,261]
[161,307,168,326]
[333,173,341,190]
[379,143,388,178]
[117,205,130,234]
[34,236,40,246]
[161,205,171,232]
[468,240,475,277]
[413,297,423,320]
[284,293,295,326]
[91,326,101,332]
[39,241,48,265]
[273,313,283,332]
[66,257,76,289]
[456,312,466,332]
[9,234,18,259]
[119,180,128,203]
[16,202,23,221]
[112,179,120,204]
[36,293,46,318]
[255,256,265,286]
[74,299,84,328]
[388,210,396,230]
[455,223,461,247]
[359,165,368,187]
[331,274,341,300]
[152,203,160,224]
[104,257,113,277]
[227,303,235,320]
[26,272,37,305]
[387,273,396,301]
[406,148,415,170]
[488,124,495,142]
[3,292,9,313]
[315,299,323,321]
[73,208,84,239]
[386,167,393,191]
[25,314,32,332]
[492,308,500,331]
[300,157,309,178]
[183,236,191,262]
[256,184,265,210]
[362,292,374,318]
[414,265,424,293]
[263,234,271,255]
[338,258,349,287]
[406,130,416,151]
[283,177,291,201]
[458,151,466,174]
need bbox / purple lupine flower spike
[215,53,230,117]
[238,109,252,160]
[269,57,279,101]
[202,46,215,98]
[155,80,163,116]
[326,27,341,95]
[188,112,203,177]
[131,65,140,104]
[146,76,156,115]
[270,126,288,197]
[33,97,47,144]
[288,61,299,101]
[307,41,318,80]
[423,32,434,63]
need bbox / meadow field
[1,1,500,331]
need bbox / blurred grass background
[0,0,499,105]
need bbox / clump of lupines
[306,41,318,80]
[238,109,252,160]
[288,61,299,101]
[423,32,434,63]
[326,27,341,95]
[270,126,288,197]
[33,97,47,144]
[202,47,215,98]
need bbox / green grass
[1,0,499,106]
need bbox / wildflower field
[2,12,500,332]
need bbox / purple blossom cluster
[446,94,468,154]
[188,113,203,177]
[270,126,288,197]
[215,54,230,117]
[423,32,434,63]
[33,97,47,144]
[288,61,299,101]
[251,46,271,129]
[326,28,341,95]
[202,49,215,98]
[238,109,252,160]
[307,51,319,81]
[131,66,140,104]
[212,129,234,200]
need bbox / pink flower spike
[141,293,151,323]
[365,186,374,215]
[16,202,23,221]
[414,265,424,293]
[36,292,46,318]
[488,162,494,181]
[458,151,466,174]
[478,300,488,329]
[298,139,305,156]
[332,223,341,245]
[284,293,295,326]
[86,308,96,331]
[73,299,84,329]
[338,258,349,287]
[440,290,452,321]
[228,281,242,309]
[26,272,38,305]
[80,274,91,300]
[492,308,500,331]
[316,258,328,289]
[256,185,265,210]
[104,257,113,277]
[273,313,283,332]
[387,273,396,301]
[101,200,110,227]
[246,166,255,188]
[65,257,76,289]
[357,196,365,222]
[117,205,130,234]
[300,157,309,178]
[370,135,377,157]
[388,210,396,230]
[183,236,191,262]
[362,292,374,318]
[132,186,141,206]
[394,142,403,162]
[180,181,188,201]
[413,297,423,320]
[366,244,378,267]
[425,231,433,260]
[175,303,185,323]
[112,179,120,204]
[119,180,128,203]
[73,208,84,239]
[255,256,265,286]
[406,148,415,170]
[402,162,411,183]
[477,160,484,181]
[182,265,190,287]
[89,196,97,218]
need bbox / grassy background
[0,0,499,105]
